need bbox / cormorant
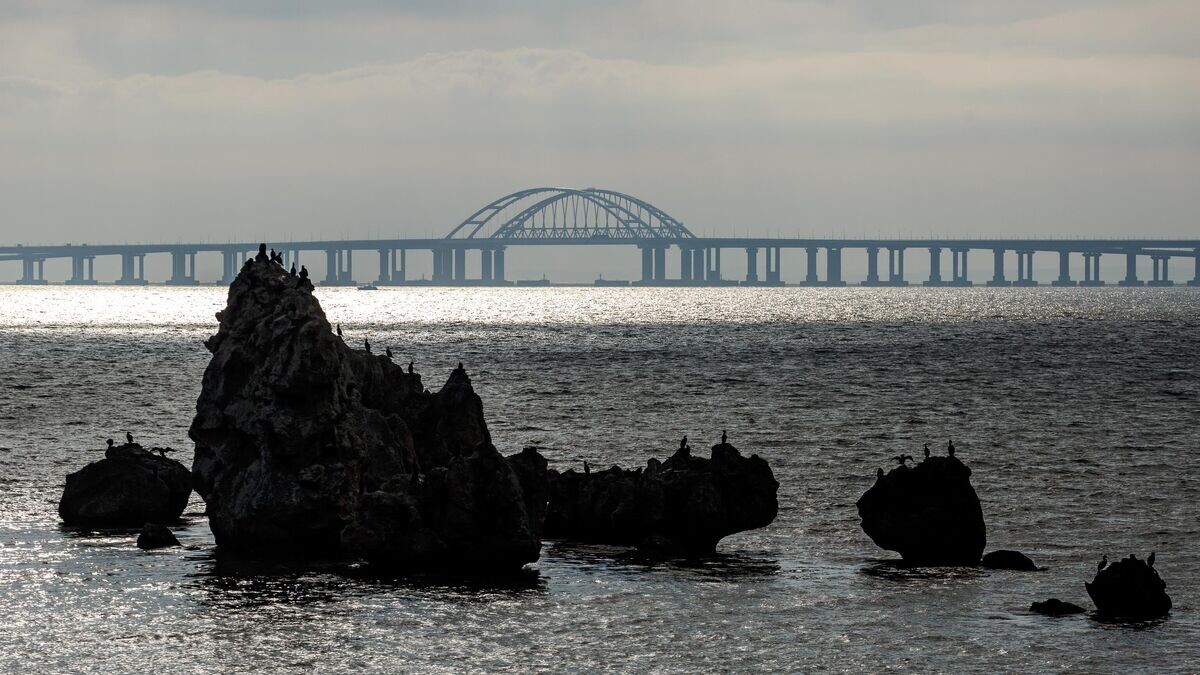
[126,431,134,445]
[891,454,913,466]
[299,265,309,280]
[947,439,956,458]
[583,460,590,475]
[1148,551,1156,568]
[457,361,464,370]
[255,243,268,263]
[721,430,728,444]
[923,443,930,459]
[408,360,414,374]
[385,347,393,359]
[337,323,343,338]
[877,467,884,480]
[680,435,688,450]
[1097,555,1108,573]
[289,262,297,277]
[269,248,278,263]
[106,438,114,449]
[364,338,371,354]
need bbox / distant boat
[357,283,378,291]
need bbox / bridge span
[3,188,1199,287]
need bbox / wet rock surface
[189,260,538,571]
[541,441,778,556]
[137,523,181,549]
[856,456,986,565]
[1030,598,1086,616]
[1086,554,1172,619]
[59,444,192,528]
[982,549,1039,571]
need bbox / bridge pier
[826,248,845,286]
[168,251,199,286]
[1190,248,1200,286]
[378,249,391,284]
[117,253,148,286]
[653,246,666,283]
[494,248,506,282]
[453,248,466,284]
[1118,251,1143,286]
[323,249,356,286]
[862,247,882,286]
[641,247,653,283]
[923,247,944,286]
[221,250,238,283]
[17,256,48,285]
[710,248,722,281]
[886,247,907,285]
[680,247,693,282]
[1148,255,1174,286]
[1080,253,1104,286]
[1013,251,1037,286]
[66,254,97,285]
[801,247,818,286]
[692,247,705,283]
[744,247,758,284]
[949,248,972,286]
[481,248,494,282]
[987,249,1010,286]
[1052,250,1076,287]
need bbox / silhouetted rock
[506,447,550,538]
[189,261,538,571]
[856,456,986,565]
[137,522,181,549]
[59,443,192,528]
[1086,554,1171,619]
[983,549,1039,571]
[1030,598,1085,616]
[542,441,778,556]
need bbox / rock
[1030,598,1086,616]
[542,441,778,556]
[1086,554,1171,619]
[856,456,986,565]
[137,523,181,549]
[59,443,192,528]
[189,259,538,571]
[506,447,550,538]
[982,549,1039,571]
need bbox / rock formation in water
[856,455,986,565]
[982,549,1039,571]
[189,259,538,571]
[539,439,778,556]
[1030,598,1085,616]
[137,522,181,549]
[506,447,550,539]
[1085,554,1171,619]
[59,443,192,528]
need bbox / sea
[0,285,1197,673]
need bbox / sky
[1,1,1198,281]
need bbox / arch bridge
[2,187,1199,288]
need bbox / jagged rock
[856,456,986,565]
[1030,598,1085,616]
[542,441,778,556]
[189,259,538,571]
[59,444,192,528]
[506,447,550,538]
[983,549,1039,571]
[1086,554,1171,619]
[137,523,181,549]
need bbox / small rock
[1030,598,1085,616]
[983,549,1039,571]
[59,443,192,528]
[1086,554,1171,619]
[137,523,180,549]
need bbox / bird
[583,460,590,475]
[1097,555,1108,573]
[923,443,930,459]
[720,430,728,444]
[106,438,114,449]
[877,467,884,480]
[255,243,268,263]
[336,323,343,338]
[385,347,393,359]
[299,265,309,281]
[891,454,913,466]
[947,439,956,458]
[289,262,297,277]
[457,361,464,370]
[680,435,688,450]
[364,338,371,354]
[126,431,134,445]
[155,448,174,458]
[408,360,414,374]
[1148,551,1156,568]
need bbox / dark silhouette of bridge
[3,187,1199,287]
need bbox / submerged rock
[137,522,181,549]
[1086,554,1171,619]
[59,444,192,528]
[189,259,538,571]
[982,549,1039,571]
[1030,598,1086,616]
[856,456,986,565]
[541,440,778,556]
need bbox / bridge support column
[862,247,880,286]
[453,248,467,283]
[641,247,653,283]
[803,247,818,285]
[680,247,693,282]
[1190,248,1200,286]
[17,256,48,285]
[987,249,1010,286]
[949,248,972,286]
[1013,251,1037,286]
[886,247,907,285]
[481,248,494,282]
[117,252,147,286]
[377,249,391,284]
[168,251,198,285]
[1148,255,1174,286]
[653,247,666,283]
[745,247,758,284]
[494,247,506,282]
[326,249,340,284]
[66,255,96,285]
[826,248,845,286]
[710,248,722,281]
[693,248,705,283]
[1118,251,1143,286]
[1052,250,1076,286]
[222,251,238,283]
[1080,253,1103,286]
[393,249,405,283]
[923,247,944,286]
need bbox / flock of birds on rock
[103,432,174,458]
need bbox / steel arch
[444,188,695,240]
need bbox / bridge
[3,187,1199,287]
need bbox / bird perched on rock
[289,262,297,277]
[1148,551,1156,568]
[877,467,884,480]
[336,323,343,338]
[155,448,174,458]
[1097,555,1108,573]
[126,431,134,445]
[680,435,688,450]
[583,460,590,475]
[408,360,414,374]
[364,338,371,354]
[947,439,956,458]
[457,361,464,371]
[299,265,309,281]
[720,430,728,444]
[255,243,268,263]
[106,439,114,449]
[385,347,393,359]
[923,443,930,459]
[891,454,913,466]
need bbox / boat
[357,283,378,291]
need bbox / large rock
[541,440,778,556]
[1086,554,1171,619]
[59,444,192,528]
[188,259,538,571]
[856,456,986,565]
[506,447,550,539]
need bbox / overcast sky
[2,1,1198,270]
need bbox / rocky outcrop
[1086,554,1171,619]
[982,549,1039,571]
[137,523,181,549]
[1030,599,1085,616]
[856,456,986,565]
[506,447,550,538]
[541,440,778,556]
[59,444,192,528]
[189,259,538,571]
